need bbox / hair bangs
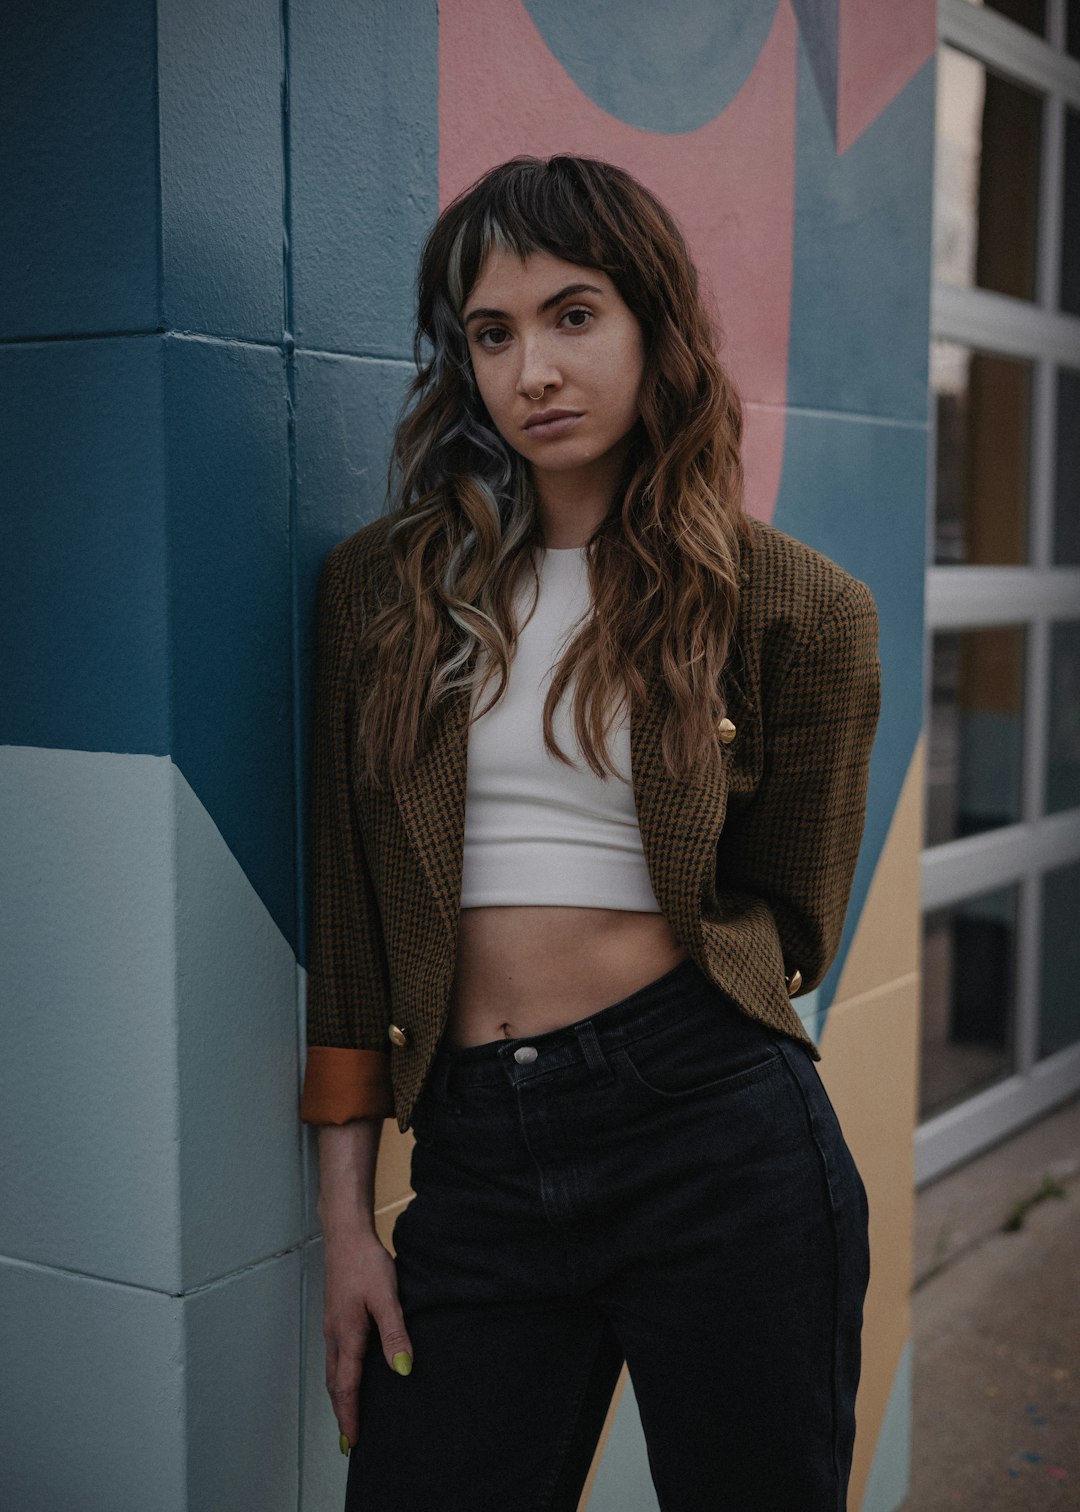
[442,160,623,316]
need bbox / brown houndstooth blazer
[300,513,882,1132]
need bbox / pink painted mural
[439,0,933,521]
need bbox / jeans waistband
[427,954,770,1096]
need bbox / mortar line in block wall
[742,398,928,429]
[0,1242,307,1298]
[0,327,166,345]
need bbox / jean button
[513,1045,538,1065]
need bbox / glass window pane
[932,342,1032,564]
[934,46,1043,301]
[927,627,1026,846]
[921,887,1018,1120]
[1061,108,1080,315]
[1040,859,1080,1059]
[962,0,1047,34]
[1055,367,1080,564]
[1046,621,1080,814]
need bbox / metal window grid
[919,0,1080,1183]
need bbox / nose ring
[528,387,545,401]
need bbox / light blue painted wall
[585,1379,660,1512]
[0,750,182,1291]
[0,1260,187,1511]
[860,1343,913,1512]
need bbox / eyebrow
[463,282,605,328]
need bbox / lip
[522,408,583,438]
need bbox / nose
[516,336,561,400]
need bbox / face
[461,249,646,494]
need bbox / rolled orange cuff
[300,1047,394,1124]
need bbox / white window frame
[919,0,1080,1184]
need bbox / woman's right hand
[322,1228,415,1451]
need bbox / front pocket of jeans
[617,1027,781,1099]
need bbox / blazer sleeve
[299,544,394,1124]
[718,576,882,996]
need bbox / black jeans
[347,955,870,1512]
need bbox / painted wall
[0,2,931,1508]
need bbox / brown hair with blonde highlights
[355,154,753,789]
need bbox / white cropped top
[459,545,661,912]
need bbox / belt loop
[574,1020,615,1085]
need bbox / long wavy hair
[356,154,752,790]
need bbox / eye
[475,325,510,350]
[560,306,593,330]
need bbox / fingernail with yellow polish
[392,1351,413,1376]
[339,1433,350,1456]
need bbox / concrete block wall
[0,3,932,1508]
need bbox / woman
[301,155,881,1512]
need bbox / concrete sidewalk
[900,1093,1080,1510]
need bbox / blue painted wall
[0,3,436,1508]
[0,4,925,1508]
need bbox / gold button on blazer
[300,514,882,1132]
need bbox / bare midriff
[444,904,690,1048]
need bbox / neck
[531,443,630,548]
